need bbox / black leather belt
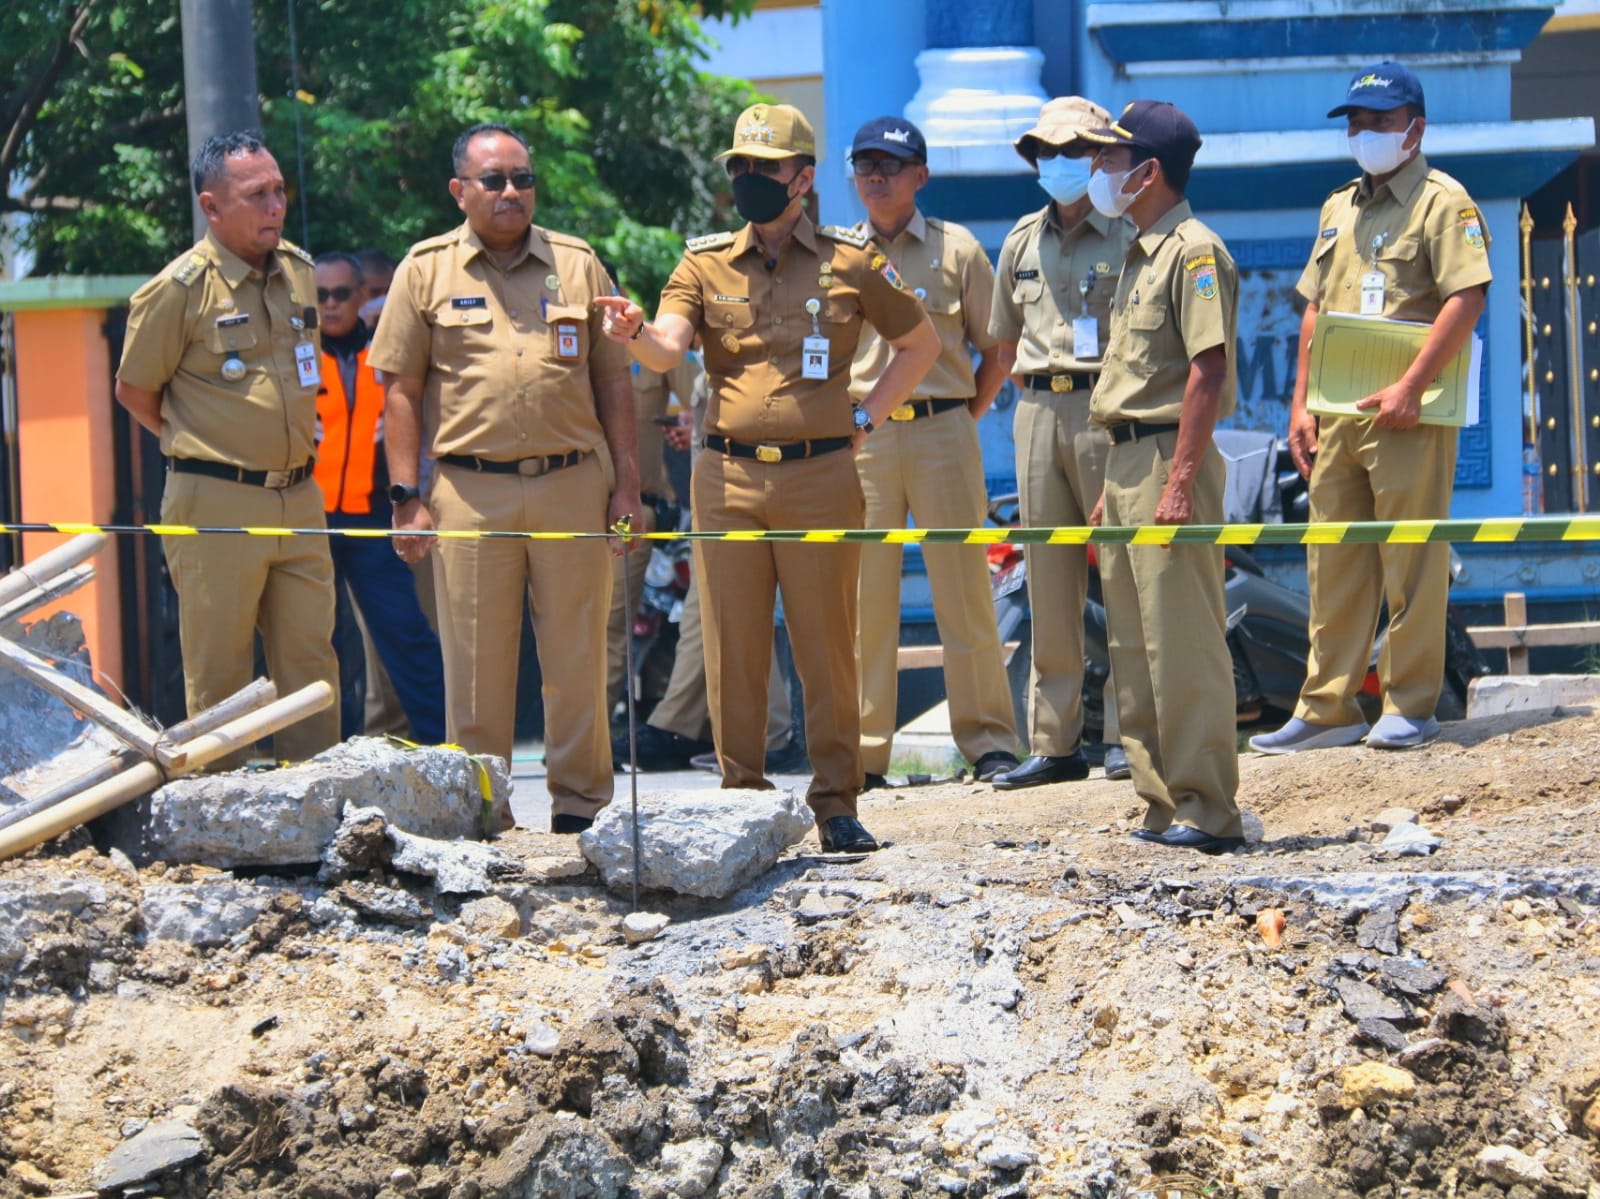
[704,434,852,463]
[438,450,584,476]
[168,457,313,489]
[1021,372,1097,394]
[886,397,970,422]
[1106,420,1180,445]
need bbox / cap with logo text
[716,103,817,161]
[1327,61,1426,118]
[1014,96,1112,164]
[850,116,927,162]
[1081,100,1202,169]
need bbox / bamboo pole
[0,533,108,607]
[0,563,96,627]
[0,678,279,833]
[0,680,334,862]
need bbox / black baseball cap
[1327,62,1426,118]
[1081,100,1202,169]
[850,116,927,162]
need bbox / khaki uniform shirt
[118,232,321,470]
[1297,153,1492,322]
[632,355,704,500]
[989,205,1134,376]
[1092,200,1239,425]
[848,209,994,402]
[367,221,629,460]
[657,215,926,443]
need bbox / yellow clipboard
[1306,311,1481,428]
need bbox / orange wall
[13,307,123,701]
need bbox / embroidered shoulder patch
[870,252,904,291]
[1186,253,1218,300]
[1460,207,1484,249]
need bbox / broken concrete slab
[321,806,528,895]
[1468,674,1600,720]
[579,788,813,900]
[0,877,110,975]
[141,879,291,947]
[88,1119,204,1191]
[106,737,513,868]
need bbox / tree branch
[0,0,100,182]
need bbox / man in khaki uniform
[1081,101,1244,853]
[1251,62,1491,756]
[846,116,1019,787]
[596,103,939,853]
[988,97,1135,789]
[371,122,641,834]
[115,130,339,764]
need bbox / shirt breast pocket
[1011,277,1044,306]
[1378,235,1423,300]
[435,302,494,335]
[544,303,589,365]
[204,323,259,357]
[917,287,961,318]
[1123,303,1168,377]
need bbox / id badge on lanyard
[1360,233,1388,316]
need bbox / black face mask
[732,172,794,224]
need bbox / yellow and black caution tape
[1,516,1598,545]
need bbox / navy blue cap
[850,116,927,162]
[1081,100,1202,169]
[1328,62,1426,118]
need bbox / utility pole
[179,0,260,237]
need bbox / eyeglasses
[317,286,355,303]
[460,170,537,192]
[850,156,920,177]
[723,156,787,179]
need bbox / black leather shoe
[613,724,712,772]
[1130,824,1244,854]
[861,772,890,791]
[972,750,1021,782]
[551,813,594,835]
[992,751,1089,790]
[1103,745,1131,781]
[819,816,880,853]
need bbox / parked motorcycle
[988,432,1490,743]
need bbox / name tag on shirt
[215,314,249,328]
[1360,271,1385,316]
[555,323,581,360]
[802,335,830,380]
[451,296,488,309]
[295,340,320,388]
[1072,317,1100,360]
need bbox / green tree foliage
[4,0,760,300]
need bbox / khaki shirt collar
[1134,198,1193,258]
[869,208,928,246]
[1044,203,1111,244]
[460,221,553,270]
[1356,152,1430,207]
[731,212,820,261]
[205,230,278,289]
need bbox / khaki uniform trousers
[1100,433,1241,838]
[648,562,792,749]
[1297,417,1457,725]
[159,473,340,766]
[855,407,1016,774]
[1014,388,1119,754]
[429,455,613,821]
[693,449,863,822]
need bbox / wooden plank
[1465,621,1600,651]
[897,641,1021,671]
[1504,592,1530,674]
[0,634,173,766]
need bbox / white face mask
[1036,156,1092,205]
[1088,163,1147,219]
[1348,119,1417,176]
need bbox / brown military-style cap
[1014,96,1113,165]
[715,103,817,161]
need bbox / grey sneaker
[1248,717,1369,755]
[1365,714,1440,750]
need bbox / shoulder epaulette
[171,251,209,287]
[1423,167,1472,197]
[279,238,315,266]
[1007,208,1049,238]
[409,230,461,256]
[820,224,872,249]
[544,228,596,253]
[1326,179,1360,201]
[685,231,737,254]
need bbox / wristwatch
[388,482,421,505]
[852,406,874,435]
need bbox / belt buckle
[262,469,293,489]
[517,457,545,477]
[1050,375,1074,394]
[889,404,915,422]
[755,444,783,464]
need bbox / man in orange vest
[314,251,446,742]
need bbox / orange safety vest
[314,346,385,515]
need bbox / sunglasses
[460,170,538,192]
[723,156,787,179]
[850,156,920,177]
[317,286,355,303]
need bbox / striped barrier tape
[0,516,1597,545]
